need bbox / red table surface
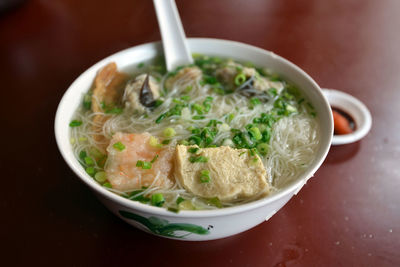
[1,0,399,266]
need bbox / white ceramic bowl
[55,38,333,241]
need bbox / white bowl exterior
[96,186,297,241]
[55,38,333,241]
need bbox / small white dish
[323,89,372,146]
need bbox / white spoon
[153,0,193,71]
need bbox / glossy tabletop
[1,0,399,266]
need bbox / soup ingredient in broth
[124,74,161,112]
[91,62,129,151]
[106,132,174,191]
[174,145,269,201]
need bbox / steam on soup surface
[69,54,320,211]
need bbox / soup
[69,54,320,211]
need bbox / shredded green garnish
[150,155,159,163]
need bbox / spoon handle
[153,0,193,71]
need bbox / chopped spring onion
[185,85,193,93]
[155,113,166,124]
[154,99,164,107]
[113,141,125,151]
[94,171,107,183]
[219,123,230,132]
[180,95,190,102]
[105,107,123,114]
[149,136,162,148]
[168,207,179,213]
[188,147,199,154]
[176,196,185,205]
[203,96,213,112]
[69,120,82,127]
[192,103,204,114]
[207,197,222,208]
[150,155,159,163]
[178,200,195,210]
[189,155,209,163]
[285,104,297,114]
[79,151,87,161]
[250,97,261,106]
[85,166,95,176]
[136,160,143,167]
[151,193,165,207]
[249,126,262,141]
[200,169,211,183]
[226,113,235,123]
[142,162,152,169]
[192,115,205,120]
[268,87,278,97]
[257,143,269,155]
[103,182,112,188]
[84,156,95,166]
[222,138,234,146]
[203,75,218,85]
[234,73,246,86]
[163,127,176,138]
[136,160,152,169]
[83,94,92,110]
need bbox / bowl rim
[55,37,333,218]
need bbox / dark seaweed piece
[139,74,156,107]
